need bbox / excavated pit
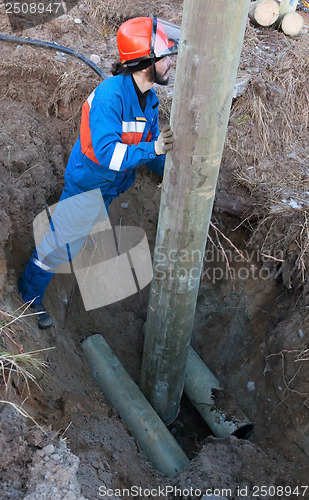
[1,94,308,496]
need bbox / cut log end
[248,0,280,27]
[277,12,305,36]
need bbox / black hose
[0,33,108,80]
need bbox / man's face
[146,56,172,86]
[155,56,172,85]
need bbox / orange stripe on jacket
[80,101,100,164]
[80,101,153,163]
[121,132,143,145]
[121,128,152,145]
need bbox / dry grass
[88,0,147,30]
[47,66,99,117]
[0,41,101,119]
[0,347,50,392]
[87,0,182,31]
[248,211,308,284]
[225,26,309,276]
[227,30,309,165]
[0,302,54,394]
[0,58,99,123]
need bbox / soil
[0,1,309,500]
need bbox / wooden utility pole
[140,0,250,425]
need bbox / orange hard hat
[117,16,178,66]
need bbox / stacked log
[248,0,280,26]
[274,11,305,35]
[248,0,305,37]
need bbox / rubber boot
[19,254,55,329]
[30,303,53,330]
[19,254,55,305]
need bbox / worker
[18,16,178,329]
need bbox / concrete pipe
[185,348,254,439]
[81,334,190,477]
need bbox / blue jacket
[19,74,166,305]
[62,74,165,201]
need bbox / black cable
[0,33,108,80]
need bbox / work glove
[154,125,174,156]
